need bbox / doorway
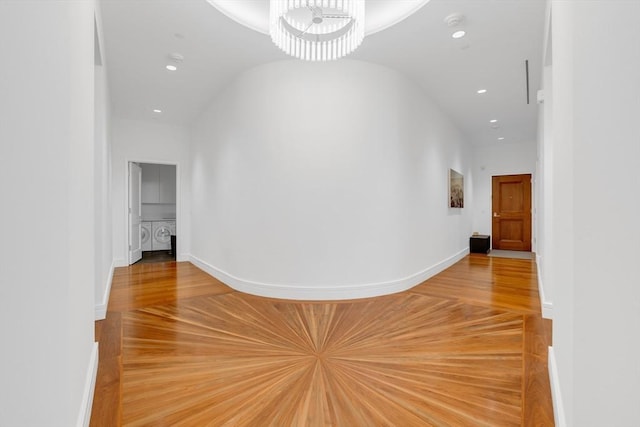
[128,161,178,264]
[491,174,532,251]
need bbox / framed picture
[449,169,464,208]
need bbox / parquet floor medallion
[122,292,524,426]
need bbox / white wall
[190,59,473,299]
[0,1,97,426]
[536,1,555,321]
[471,142,537,239]
[141,202,177,221]
[547,1,640,425]
[94,1,114,320]
[111,118,190,265]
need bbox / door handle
[493,212,500,217]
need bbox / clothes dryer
[152,221,174,250]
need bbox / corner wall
[190,59,473,299]
[94,0,114,320]
[535,1,555,321]
[546,1,640,425]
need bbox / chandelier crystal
[270,0,365,61]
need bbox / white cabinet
[141,164,176,204]
[159,165,176,204]
[141,163,159,203]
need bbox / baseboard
[113,258,128,268]
[188,248,469,301]
[95,260,115,320]
[76,342,99,427]
[536,254,553,319]
[548,346,566,427]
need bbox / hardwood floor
[90,255,553,426]
[138,250,175,264]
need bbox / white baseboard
[548,346,566,427]
[95,261,115,320]
[77,342,99,427]
[188,248,469,301]
[113,258,128,268]
[536,254,553,319]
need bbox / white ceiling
[205,0,433,36]
[99,0,546,146]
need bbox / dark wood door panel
[498,182,525,212]
[498,219,526,250]
[500,219,524,240]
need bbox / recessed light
[153,109,162,113]
[166,65,177,71]
[452,30,466,39]
[490,119,498,123]
[498,137,505,140]
[477,89,487,94]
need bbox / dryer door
[155,226,172,244]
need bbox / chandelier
[270,0,365,61]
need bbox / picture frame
[449,169,464,208]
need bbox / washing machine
[141,222,152,252]
[152,221,175,251]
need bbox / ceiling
[99,0,546,146]
[204,0,433,36]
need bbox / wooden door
[491,174,532,251]
[129,162,142,264]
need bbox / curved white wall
[190,59,472,299]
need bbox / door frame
[125,159,181,263]
[128,162,143,264]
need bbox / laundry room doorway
[127,161,178,264]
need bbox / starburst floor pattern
[122,292,523,426]
[91,256,554,426]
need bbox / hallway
[90,255,553,426]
